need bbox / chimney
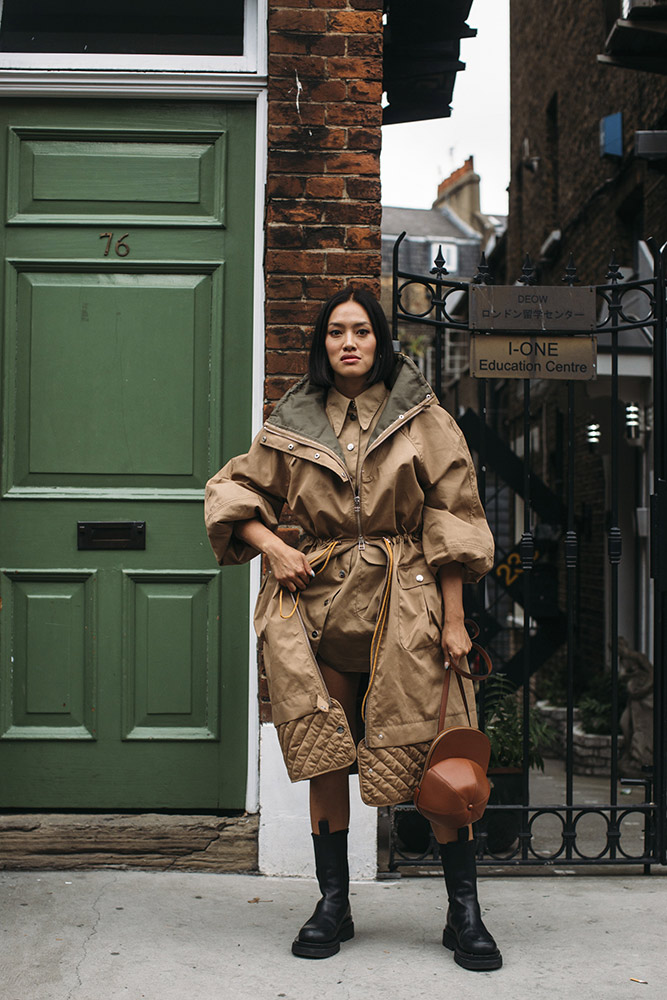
[433,156,481,230]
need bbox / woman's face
[325,299,377,393]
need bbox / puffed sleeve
[415,406,494,583]
[204,431,289,565]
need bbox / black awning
[383,0,476,125]
[599,5,667,75]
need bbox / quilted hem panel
[276,698,356,782]
[357,739,431,807]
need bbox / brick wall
[265,1,384,415]
[508,0,667,284]
[259,2,384,721]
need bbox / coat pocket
[396,560,443,651]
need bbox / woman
[205,287,501,971]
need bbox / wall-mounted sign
[469,285,596,332]
[470,334,597,380]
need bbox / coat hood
[265,353,436,458]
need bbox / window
[0,0,244,55]
[0,0,261,73]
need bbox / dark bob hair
[308,286,395,389]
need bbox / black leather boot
[440,838,502,971]
[292,822,354,959]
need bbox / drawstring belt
[278,540,339,619]
[277,535,395,723]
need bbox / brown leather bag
[413,626,493,829]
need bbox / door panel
[8,127,226,225]
[0,100,254,810]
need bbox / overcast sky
[380,0,510,216]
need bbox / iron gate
[388,232,667,870]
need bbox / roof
[381,205,479,242]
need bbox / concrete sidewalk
[1,869,664,1000]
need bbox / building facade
[0,1,478,874]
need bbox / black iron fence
[389,233,667,870]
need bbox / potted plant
[479,674,555,853]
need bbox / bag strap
[437,621,493,734]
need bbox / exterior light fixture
[587,421,601,449]
[625,402,641,440]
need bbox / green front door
[0,100,255,809]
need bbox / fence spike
[606,249,621,283]
[518,253,537,285]
[473,251,494,285]
[562,252,580,286]
[430,244,448,276]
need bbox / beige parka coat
[205,355,494,806]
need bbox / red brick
[347,79,383,102]
[328,57,381,80]
[310,34,347,55]
[266,224,305,249]
[269,150,328,174]
[267,200,322,224]
[303,275,346,298]
[346,226,381,249]
[268,124,346,149]
[324,151,380,175]
[321,200,382,224]
[327,11,382,32]
[266,299,320,323]
[345,177,381,200]
[269,9,326,31]
[265,249,327,273]
[305,175,345,197]
[265,376,300,400]
[348,0,382,8]
[269,102,326,125]
[269,34,316,56]
[308,79,347,102]
[303,225,345,249]
[269,54,328,79]
[326,103,381,126]
[348,127,382,150]
[276,525,301,547]
[266,351,310,374]
[309,0,348,7]
[266,328,306,349]
[268,77,303,101]
[266,276,304,299]
[325,251,380,274]
[266,175,305,198]
[347,33,383,57]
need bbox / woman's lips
[341,356,360,363]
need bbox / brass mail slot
[77,521,146,550]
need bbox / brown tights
[309,661,472,846]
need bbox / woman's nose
[342,331,356,349]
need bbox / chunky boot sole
[291,916,354,959]
[443,926,502,971]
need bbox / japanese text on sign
[469,285,596,332]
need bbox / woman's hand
[441,618,472,668]
[234,519,314,592]
[265,538,314,592]
[437,562,471,667]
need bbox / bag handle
[437,620,492,734]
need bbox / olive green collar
[265,354,434,457]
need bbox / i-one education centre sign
[468,285,597,381]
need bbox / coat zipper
[353,491,365,551]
